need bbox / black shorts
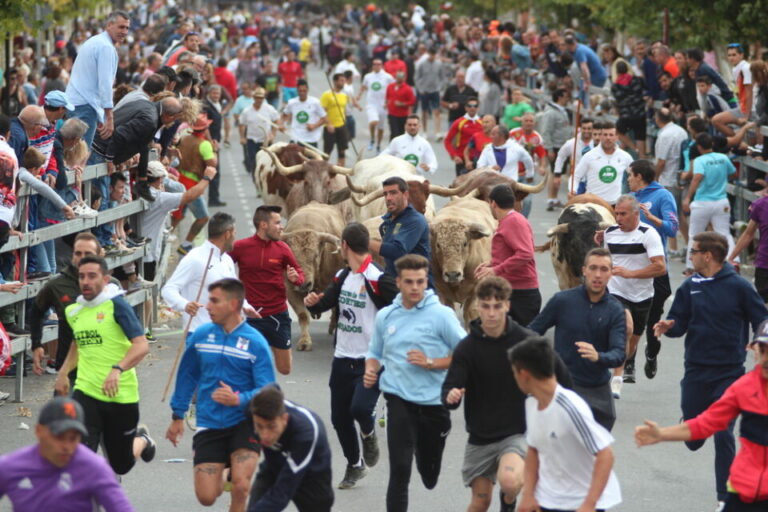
[549,148,563,175]
[192,417,261,466]
[323,126,349,154]
[613,295,653,336]
[616,116,647,140]
[72,390,140,475]
[247,311,292,350]
[143,261,157,282]
[755,267,768,303]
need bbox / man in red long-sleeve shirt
[385,71,416,141]
[444,98,482,176]
[475,184,540,326]
[636,320,768,511]
[229,205,304,375]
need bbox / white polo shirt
[283,96,326,144]
[362,70,395,108]
[241,102,280,143]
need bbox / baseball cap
[253,87,266,98]
[146,160,168,179]
[752,319,768,346]
[38,397,87,436]
[44,90,75,111]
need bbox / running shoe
[72,202,98,219]
[499,489,516,512]
[644,345,658,380]
[0,391,9,401]
[366,141,375,152]
[360,431,379,468]
[623,360,636,383]
[611,376,623,399]
[136,424,156,462]
[338,464,367,489]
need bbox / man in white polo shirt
[598,195,666,397]
[240,87,281,176]
[357,58,395,153]
[571,121,633,205]
[381,115,437,175]
[282,79,327,148]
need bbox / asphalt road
[0,63,752,512]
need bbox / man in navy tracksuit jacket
[628,159,678,379]
[248,387,334,511]
[655,232,767,503]
[167,278,276,511]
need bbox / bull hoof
[297,339,313,351]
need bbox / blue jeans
[70,104,99,149]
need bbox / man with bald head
[441,70,478,125]
[9,105,48,162]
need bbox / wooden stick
[161,247,215,402]
[569,99,582,195]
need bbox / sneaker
[72,202,98,219]
[644,349,658,380]
[360,431,380,468]
[208,200,228,207]
[0,390,9,401]
[136,424,156,463]
[715,501,725,512]
[546,201,555,212]
[145,328,157,344]
[337,464,367,489]
[499,489,516,512]
[45,361,57,375]
[611,376,623,399]
[623,360,636,383]
[366,141,375,152]
[136,181,155,202]
[435,132,445,142]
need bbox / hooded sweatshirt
[368,289,466,405]
[442,316,572,444]
[665,263,768,367]
[632,181,678,251]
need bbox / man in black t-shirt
[257,59,282,110]
[441,70,477,126]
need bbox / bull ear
[328,188,351,204]
[546,223,569,237]
[318,233,342,253]
[467,222,491,239]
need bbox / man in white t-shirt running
[511,337,622,512]
[570,122,633,205]
[357,58,395,153]
[282,79,327,148]
[381,115,437,175]
[597,195,666,396]
[304,222,397,490]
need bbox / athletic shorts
[72,390,140,475]
[323,126,349,153]
[724,106,755,121]
[549,148,563,175]
[177,173,209,220]
[616,116,647,140]
[247,310,292,350]
[613,295,653,336]
[754,267,768,303]
[419,92,440,114]
[461,434,526,486]
[366,104,387,124]
[192,417,261,466]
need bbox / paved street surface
[0,64,751,512]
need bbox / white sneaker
[611,376,623,399]
[366,141,375,152]
[72,202,98,219]
[435,132,445,142]
[715,501,725,512]
[0,391,9,401]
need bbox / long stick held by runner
[569,99,582,195]
[324,71,360,159]
[161,247,215,402]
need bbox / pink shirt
[490,210,539,289]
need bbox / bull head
[317,232,342,253]
[264,148,304,176]
[467,222,492,239]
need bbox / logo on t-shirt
[404,154,419,166]
[296,111,309,123]
[236,337,250,351]
[371,81,382,91]
[598,165,617,183]
[17,477,33,490]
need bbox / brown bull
[430,197,497,325]
[446,168,547,211]
[281,202,346,351]
[255,143,326,210]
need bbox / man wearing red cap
[174,113,217,256]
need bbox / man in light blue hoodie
[628,159,678,380]
[364,254,466,512]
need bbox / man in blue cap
[34,90,75,178]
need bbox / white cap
[146,161,168,179]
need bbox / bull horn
[264,149,303,176]
[301,143,329,160]
[546,223,569,237]
[345,175,366,193]
[328,188,351,204]
[598,221,614,230]
[317,232,341,253]
[428,179,476,197]
[535,240,552,252]
[350,189,384,207]
[515,173,548,195]
[330,164,354,176]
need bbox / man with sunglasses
[444,97,482,176]
[654,232,768,510]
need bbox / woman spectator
[0,69,27,117]
[601,44,631,83]
[478,67,503,119]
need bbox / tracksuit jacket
[686,365,768,502]
[171,321,276,429]
[632,181,679,250]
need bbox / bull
[447,168,548,210]
[263,148,354,220]
[281,202,346,351]
[255,142,327,210]
[430,197,497,325]
[543,194,615,290]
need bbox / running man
[54,256,156,476]
[381,115,438,175]
[357,58,395,153]
[167,278,276,512]
[282,79,327,148]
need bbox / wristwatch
[172,413,183,421]
[426,358,434,369]
[201,175,212,182]
[111,364,125,373]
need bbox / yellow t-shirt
[299,38,312,62]
[320,90,348,128]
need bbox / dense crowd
[0,2,766,512]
